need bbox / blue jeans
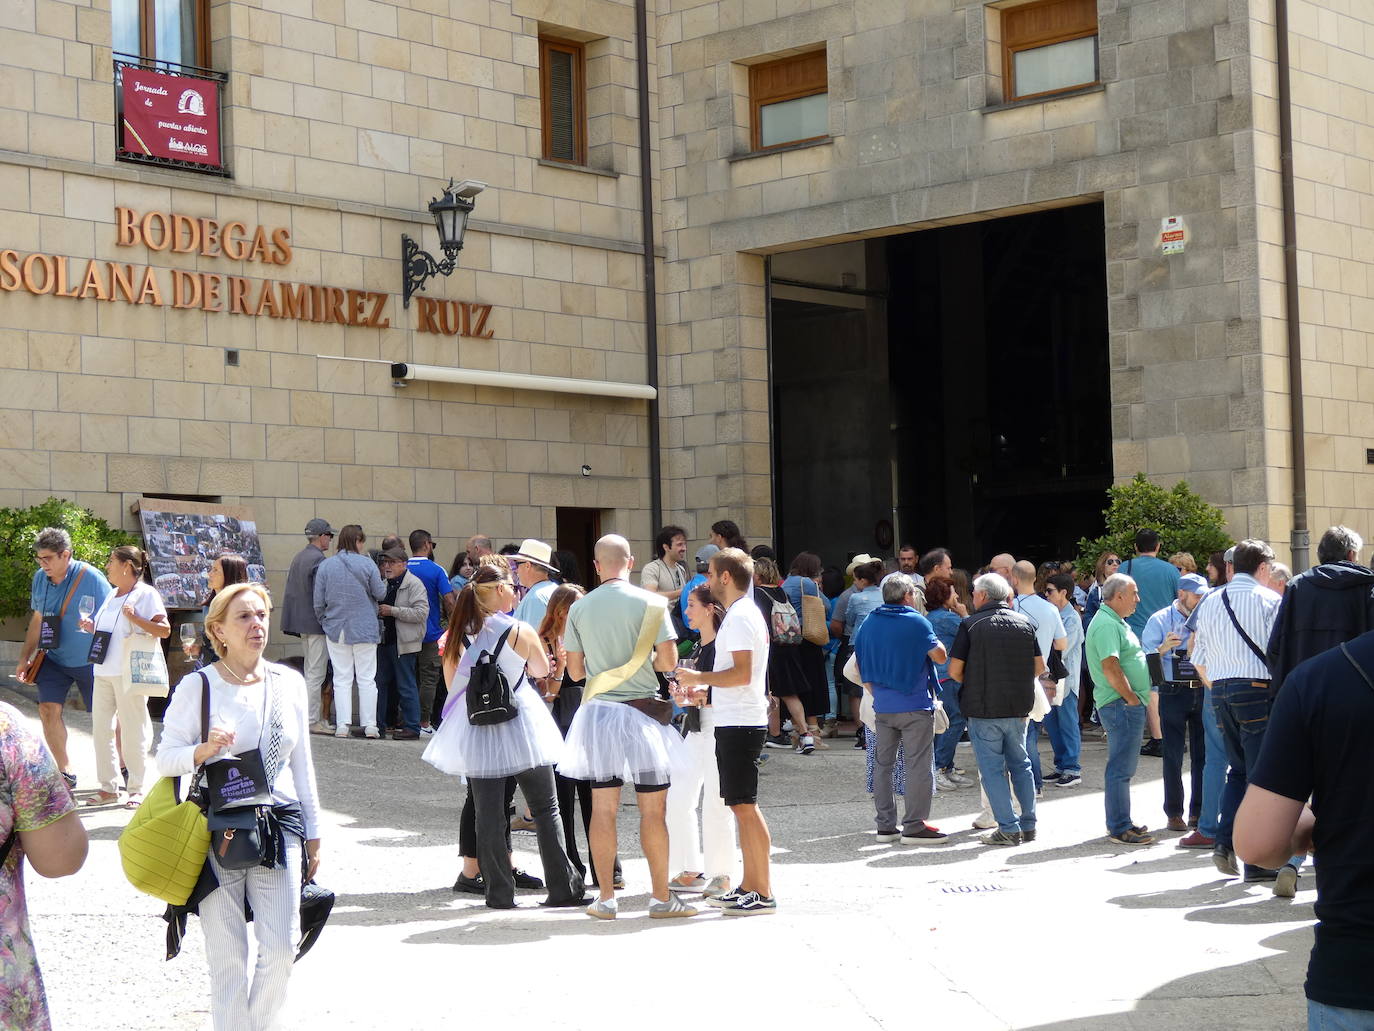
[1308,1000,1374,1030]
[1042,692,1081,774]
[1098,698,1147,836]
[967,717,1036,835]
[1025,719,1044,791]
[1199,686,1227,839]
[933,678,966,771]
[1212,678,1273,852]
[1158,682,1205,821]
[375,643,420,733]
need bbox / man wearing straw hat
[512,538,560,630]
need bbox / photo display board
[135,498,266,610]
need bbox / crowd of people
[6,517,1374,1030]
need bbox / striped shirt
[1191,574,1281,681]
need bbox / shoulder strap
[1342,643,1374,693]
[584,596,668,704]
[1220,590,1268,664]
[197,670,211,743]
[57,566,87,621]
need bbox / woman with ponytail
[423,564,584,909]
[78,545,168,807]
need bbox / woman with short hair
[157,581,321,1031]
[80,545,168,808]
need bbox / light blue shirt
[1054,600,1084,696]
[843,585,884,639]
[1141,602,1197,682]
[514,579,558,630]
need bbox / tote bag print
[127,638,171,697]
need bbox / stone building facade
[0,0,1370,639]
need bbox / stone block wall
[657,0,1273,550]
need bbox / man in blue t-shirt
[406,529,455,735]
[1120,528,1180,757]
[852,573,949,845]
[16,527,111,788]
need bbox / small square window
[1001,0,1098,102]
[540,36,586,165]
[750,50,828,151]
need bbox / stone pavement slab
[11,685,1311,1031]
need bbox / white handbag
[125,635,170,698]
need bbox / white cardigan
[156,663,322,839]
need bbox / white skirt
[557,699,680,787]
[422,680,565,779]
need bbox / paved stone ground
[13,683,1313,1031]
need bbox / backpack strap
[1341,642,1374,694]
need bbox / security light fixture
[401,178,487,308]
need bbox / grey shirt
[281,543,326,636]
[312,551,386,644]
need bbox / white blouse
[156,663,322,839]
[90,580,167,678]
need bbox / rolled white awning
[389,362,657,400]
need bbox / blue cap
[1179,573,1208,595]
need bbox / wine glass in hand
[180,622,200,658]
[77,596,94,634]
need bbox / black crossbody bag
[1220,590,1270,667]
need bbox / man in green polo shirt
[1086,573,1155,846]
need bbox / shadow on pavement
[1020,927,1310,1030]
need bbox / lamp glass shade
[430,190,462,250]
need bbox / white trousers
[200,838,302,1031]
[92,673,151,795]
[666,707,737,878]
[300,634,328,724]
[326,638,376,731]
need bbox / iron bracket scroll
[401,234,457,309]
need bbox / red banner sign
[120,67,221,168]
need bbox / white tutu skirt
[422,680,565,779]
[558,699,680,787]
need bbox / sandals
[84,791,121,807]
[124,793,144,810]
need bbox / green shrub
[0,497,137,621]
[1075,474,1232,579]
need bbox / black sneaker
[1213,845,1239,877]
[1139,738,1163,758]
[452,873,485,894]
[1054,772,1083,787]
[721,891,777,916]
[764,734,793,749]
[900,824,949,845]
[979,829,1021,846]
[512,869,544,889]
[1021,829,1037,843]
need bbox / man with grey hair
[1267,525,1374,695]
[15,527,111,789]
[851,573,950,845]
[947,573,1044,845]
[281,518,334,734]
[1086,573,1155,845]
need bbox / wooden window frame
[749,50,828,152]
[1002,0,1098,103]
[539,35,587,166]
[117,0,212,68]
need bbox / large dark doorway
[771,203,1112,570]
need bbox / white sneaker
[364,725,380,739]
[334,725,349,738]
[419,725,435,737]
[972,810,997,830]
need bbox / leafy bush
[1075,474,1232,579]
[0,497,137,621]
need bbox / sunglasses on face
[1107,559,1121,565]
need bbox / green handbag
[117,672,211,906]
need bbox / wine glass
[78,596,94,632]
[180,622,200,659]
[210,697,251,760]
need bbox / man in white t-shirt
[675,547,775,916]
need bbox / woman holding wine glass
[666,584,736,896]
[183,553,249,667]
[156,581,321,1031]
[80,546,168,808]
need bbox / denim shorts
[34,659,94,710]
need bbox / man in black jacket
[1266,525,1374,693]
[948,573,1045,846]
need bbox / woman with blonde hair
[157,581,321,1031]
[1169,551,1198,574]
[423,564,583,909]
[80,545,168,808]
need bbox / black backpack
[466,626,521,726]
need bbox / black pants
[471,766,582,908]
[460,778,515,859]
[1159,682,1205,821]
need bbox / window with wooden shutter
[749,50,828,151]
[540,36,586,165]
[1002,0,1098,101]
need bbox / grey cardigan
[312,551,386,644]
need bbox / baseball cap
[1179,573,1208,595]
[305,518,335,536]
[694,544,719,570]
[1224,546,1236,564]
